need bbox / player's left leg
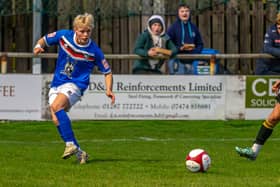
[50,104,82,159]
[50,106,67,142]
[49,83,89,162]
[50,93,78,159]
[236,103,280,160]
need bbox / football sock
[73,138,80,148]
[56,125,66,142]
[55,109,76,143]
[251,143,262,156]
[57,125,80,149]
[254,125,273,145]
[66,141,75,146]
[76,148,83,156]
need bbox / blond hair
[73,13,94,29]
[276,12,280,25]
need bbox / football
[185,148,211,172]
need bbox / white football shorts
[48,82,82,108]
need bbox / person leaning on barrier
[33,13,115,164]
[167,3,203,75]
[236,80,280,160]
[255,13,280,75]
[132,15,178,74]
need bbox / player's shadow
[86,158,166,164]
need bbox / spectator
[255,13,280,75]
[133,15,178,74]
[167,3,203,75]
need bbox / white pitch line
[1,137,280,145]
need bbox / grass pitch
[0,120,280,187]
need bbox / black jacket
[255,25,280,75]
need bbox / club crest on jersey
[61,61,74,79]
[102,59,109,69]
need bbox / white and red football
[185,148,211,172]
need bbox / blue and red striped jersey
[44,29,111,93]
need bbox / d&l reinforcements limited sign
[3,75,277,120]
[69,75,226,120]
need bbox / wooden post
[43,2,58,73]
[212,0,225,73]
[99,0,113,54]
[100,0,113,73]
[198,0,211,48]
[226,0,239,74]
[91,0,100,45]
[240,0,252,74]
[120,0,129,74]
[141,0,153,32]
[165,0,179,28]
[112,0,121,73]
[187,0,197,24]
[210,55,216,75]
[153,0,166,73]
[128,0,141,74]
[57,0,72,29]
[252,0,264,54]
[1,54,7,74]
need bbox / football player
[33,13,115,164]
[235,80,280,160]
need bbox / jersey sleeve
[43,30,69,47]
[94,46,112,74]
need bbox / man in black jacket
[167,3,203,75]
[255,13,280,75]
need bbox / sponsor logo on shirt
[102,59,109,69]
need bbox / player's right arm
[272,80,280,94]
[33,37,46,55]
[104,72,115,105]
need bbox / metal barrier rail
[0,52,275,59]
[0,52,275,74]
